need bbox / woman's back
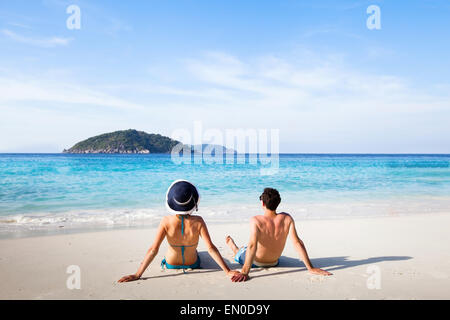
[164,214,202,265]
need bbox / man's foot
[226,235,239,255]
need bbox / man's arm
[289,217,332,276]
[231,217,259,282]
[199,218,238,278]
[118,218,167,282]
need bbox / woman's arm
[118,218,167,282]
[199,218,236,277]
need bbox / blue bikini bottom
[161,254,201,270]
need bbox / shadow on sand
[140,252,412,280]
[250,255,413,279]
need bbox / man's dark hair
[259,188,281,211]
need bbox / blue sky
[0,0,449,153]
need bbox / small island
[63,129,236,154]
[63,129,181,154]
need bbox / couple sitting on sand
[118,180,331,283]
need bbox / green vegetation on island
[63,129,181,154]
[63,129,237,154]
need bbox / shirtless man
[227,188,332,282]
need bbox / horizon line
[1,152,449,156]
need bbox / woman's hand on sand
[118,274,140,282]
[226,270,240,279]
[227,270,240,278]
[308,268,332,276]
[231,272,249,282]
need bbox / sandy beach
[1,213,449,300]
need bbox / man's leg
[226,235,240,255]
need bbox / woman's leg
[225,235,240,255]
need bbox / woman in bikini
[118,180,238,282]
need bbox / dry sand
[1,213,450,299]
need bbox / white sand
[1,213,450,300]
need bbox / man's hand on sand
[308,268,332,276]
[118,274,140,282]
[231,272,249,282]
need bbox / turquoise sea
[1,154,449,237]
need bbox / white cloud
[144,51,450,153]
[0,76,146,111]
[1,50,449,153]
[179,51,449,114]
[6,22,32,29]
[1,29,72,47]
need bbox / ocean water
[0,154,449,237]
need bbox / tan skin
[118,214,239,282]
[227,202,333,282]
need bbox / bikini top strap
[173,214,196,273]
[181,214,184,236]
[169,215,198,247]
[180,215,185,272]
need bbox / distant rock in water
[191,144,237,155]
[63,129,181,154]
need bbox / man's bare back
[250,213,291,264]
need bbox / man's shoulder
[250,215,262,222]
[277,212,293,219]
[249,215,265,225]
[277,212,294,225]
[250,213,292,219]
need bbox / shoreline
[2,196,450,239]
[1,209,449,240]
[1,212,449,299]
